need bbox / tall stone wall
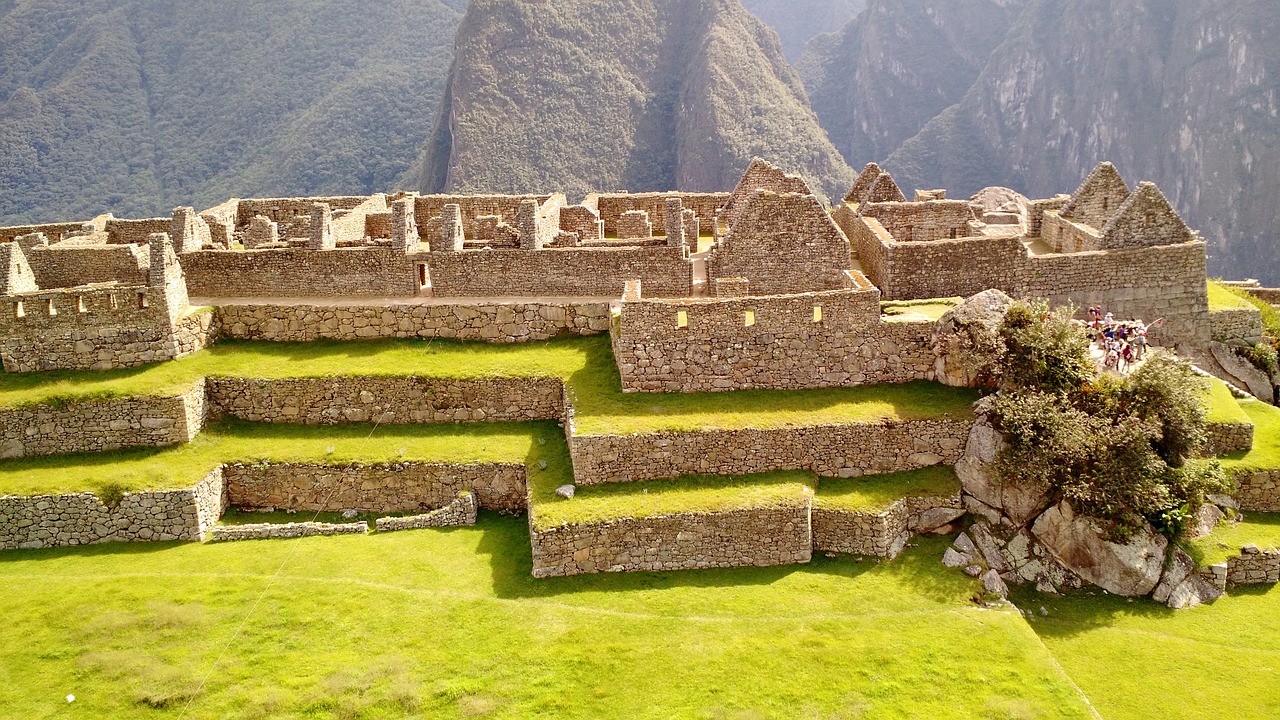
[567,419,971,485]
[0,379,208,459]
[180,248,420,298]
[207,376,563,425]
[611,289,936,393]
[424,247,692,298]
[529,504,812,578]
[106,218,170,245]
[26,245,148,289]
[858,201,975,243]
[0,468,227,550]
[235,197,371,228]
[414,194,553,239]
[1042,212,1103,254]
[216,301,612,342]
[223,462,527,514]
[0,221,87,244]
[708,192,853,296]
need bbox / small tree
[989,302,1230,541]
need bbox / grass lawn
[1220,399,1280,471]
[1186,512,1280,566]
[0,420,562,497]
[816,466,961,513]
[1021,586,1280,720]
[0,523,1096,719]
[1204,378,1251,425]
[529,469,815,529]
[1206,279,1258,312]
[881,298,962,323]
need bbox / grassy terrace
[881,297,962,323]
[1220,398,1280,471]
[1188,512,1280,567]
[1205,377,1252,425]
[0,421,563,497]
[1206,279,1258,312]
[815,466,962,513]
[0,527,1097,718]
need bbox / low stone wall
[1227,545,1280,585]
[567,419,971,485]
[215,301,611,342]
[376,491,477,531]
[0,468,227,550]
[0,379,208,459]
[529,503,812,578]
[223,462,527,514]
[209,521,369,542]
[1210,308,1264,344]
[208,376,563,425]
[1234,469,1280,512]
[812,493,962,557]
[1205,421,1254,457]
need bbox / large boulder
[932,289,1013,388]
[1209,342,1274,402]
[1031,502,1168,597]
[955,417,1051,527]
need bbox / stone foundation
[1210,308,1264,345]
[530,503,812,578]
[567,419,971,485]
[375,491,477,531]
[1227,545,1280,585]
[1205,421,1254,457]
[223,462,527,514]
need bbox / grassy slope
[815,465,961,513]
[1205,377,1251,425]
[1188,512,1280,566]
[1023,587,1280,720]
[0,421,559,497]
[0,525,1093,719]
[1220,399,1280,471]
[1206,279,1257,312]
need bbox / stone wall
[375,491,477,531]
[0,379,208,459]
[1227,546,1280,585]
[106,218,170,245]
[1234,469,1280,512]
[210,521,369,542]
[708,192,853,295]
[235,197,371,229]
[223,462,527,514]
[1205,421,1255,457]
[216,301,611,343]
[1210,308,1264,345]
[1042,212,1103,254]
[812,493,962,557]
[611,288,936,392]
[207,376,563,425]
[567,419,971,485]
[26,245,148,289]
[414,194,552,239]
[591,193,728,236]
[0,467,227,550]
[529,503,812,578]
[424,246,692,298]
[0,220,87,244]
[858,200,976,243]
[180,247,420,298]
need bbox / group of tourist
[1087,307,1154,373]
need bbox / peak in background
[415,0,856,201]
[739,0,864,61]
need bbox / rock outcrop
[1030,502,1168,597]
[931,289,1012,388]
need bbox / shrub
[1242,342,1279,376]
[998,300,1095,394]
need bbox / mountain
[739,0,864,61]
[796,0,1026,167]
[0,0,463,224]
[415,0,857,201]
[883,0,1280,281]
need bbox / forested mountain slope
[414,0,856,201]
[740,0,863,60]
[0,0,463,223]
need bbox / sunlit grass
[815,466,961,512]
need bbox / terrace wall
[566,419,971,485]
[425,247,692,298]
[1210,308,1264,345]
[180,248,420,298]
[529,503,812,578]
[0,379,208,459]
[812,493,962,557]
[1205,421,1255,457]
[611,289,936,392]
[224,462,527,514]
[1234,469,1280,512]
[207,376,563,425]
[216,301,611,342]
[0,468,227,550]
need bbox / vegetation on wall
[988,301,1230,540]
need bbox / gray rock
[1188,503,1224,540]
[555,484,576,500]
[953,532,978,556]
[964,565,984,577]
[913,506,966,533]
[932,289,1014,387]
[341,509,358,520]
[1207,493,1240,510]
[981,569,1009,598]
[970,522,1011,573]
[1167,573,1224,610]
[963,493,1003,525]
[1153,547,1194,604]
[1032,502,1168,597]
[942,548,972,568]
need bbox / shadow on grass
[1007,586,1178,639]
[0,539,188,563]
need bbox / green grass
[0,523,1096,718]
[1021,586,1280,720]
[1206,279,1258,312]
[815,466,961,513]
[1219,399,1280,472]
[1187,513,1280,566]
[1204,377,1251,425]
[0,337,592,408]
[530,469,815,528]
[1212,280,1280,338]
[0,420,560,497]
[881,297,962,323]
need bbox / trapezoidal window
[744,310,756,327]
[13,301,23,319]
[108,293,119,310]
[1144,213,1154,227]
[677,310,689,329]
[813,306,823,323]
[1102,197,1109,213]
[77,296,87,313]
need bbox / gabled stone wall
[26,244,148,289]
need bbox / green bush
[1243,342,1279,376]
[998,300,1095,394]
